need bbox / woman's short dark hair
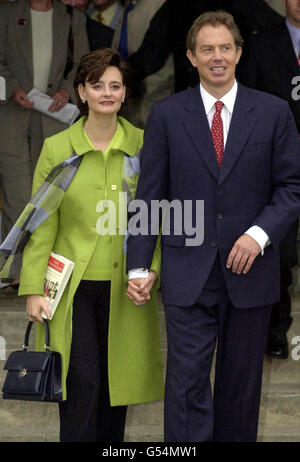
[73,48,132,116]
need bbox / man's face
[186,24,242,98]
[285,0,300,27]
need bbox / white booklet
[42,252,75,320]
[27,88,80,125]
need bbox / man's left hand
[226,234,261,275]
[48,88,69,112]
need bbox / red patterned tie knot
[211,101,224,167]
[215,100,224,114]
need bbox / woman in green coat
[18,48,164,442]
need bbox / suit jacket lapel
[218,83,256,186]
[274,21,299,76]
[183,87,220,181]
[15,0,33,79]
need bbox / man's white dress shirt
[129,80,270,280]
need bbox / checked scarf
[0,149,141,281]
[0,153,82,281]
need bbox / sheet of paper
[0,76,5,101]
[27,88,80,125]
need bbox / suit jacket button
[211,241,217,247]
[217,213,223,220]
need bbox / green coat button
[111,185,117,190]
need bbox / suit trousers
[164,255,271,442]
[269,220,298,334]
[59,280,127,442]
[0,151,32,249]
[269,253,293,333]
[0,111,44,261]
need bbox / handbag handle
[23,319,50,351]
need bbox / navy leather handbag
[2,319,63,402]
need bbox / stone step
[258,384,300,442]
[0,299,298,354]
[257,428,300,442]
[0,352,300,412]
[0,400,164,443]
[0,399,60,442]
[0,357,299,442]
[0,389,299,442]
[0,293,299,442]
[291,266,300,295]
[0,293,27,310]
[262,312,300,386]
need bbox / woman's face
[78,66,126,117]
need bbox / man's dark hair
[186,10,244,55]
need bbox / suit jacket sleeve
[235,0,282,33]
[19,139,59,296]
[252,100,300,246]
[237,35,260,89]
[127,1,172,82]
[127,103,169,271]
[0,3,19,100]
[61,7,89,103]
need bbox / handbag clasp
[19,368,27,378]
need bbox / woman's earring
[121,97,125,103]
[81,99,87,104]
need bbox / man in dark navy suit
[239,0,300,359]
[126,11,300,442]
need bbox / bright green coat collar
[68,115,143,157]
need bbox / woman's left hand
[48,88,70,112]
[127,270,158,306]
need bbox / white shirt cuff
[128,268,149,279]
[245,226,271,256]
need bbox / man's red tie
[211,101,224,167]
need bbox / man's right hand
[127,270,158,306]
[26,294,51,324]
[12,88,34,109]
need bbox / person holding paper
[0,0,89,290]
[18,48,164,442]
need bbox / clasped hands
[12,87,69,112]
[127,270,158,306]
